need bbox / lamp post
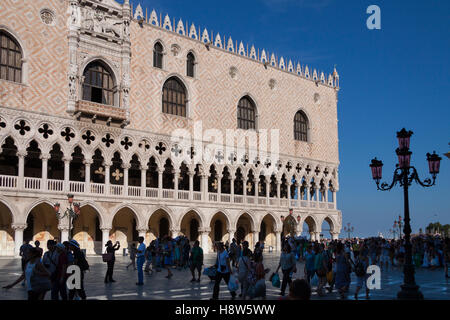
[369,128,441,300]
[343,222,354,239]
[54,194,80,241]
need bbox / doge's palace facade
[0,0,341,256]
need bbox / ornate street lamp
[369,128,441,300]
[343,222,354,239]
[54,194,81,241]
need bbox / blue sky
[127,0,450,237]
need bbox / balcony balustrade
[0,174,336,210]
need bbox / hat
[56,243,65,250]
[69,239,80,248]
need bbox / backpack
[355,260,366,277]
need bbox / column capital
[199,227,211,233]
[40,153,51,160]
[137,228,148,233]
[227,228,236,233]
[122,163,131,170]
[103,160,113,167]
[83,158,93,165]
[101,227,112,232]
[62,156,72,163]
[140,165,148,171]
[17,150,27,158]
[11,223,27,230]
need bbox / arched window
[237,96,256,130]
[186,52,195,77]
[294,111,308,142]
[0,31,22,83]
[82,61,115,106]
[162,77,187,117]
[153,42,163,68]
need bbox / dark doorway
[189,219,199,241]
[214,220,223,241]
[159,217,169,238]
[24,214,34,242]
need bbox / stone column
[158,169,164,198]
[295,222,303,237]
[60,226,70,243]
[188,171,194,200]
[17,150,26,189]
[287,182,292,202]
[315,232,321,242]
[102,228,111,249]
[266,179,270,203]
[140,165,147,194]
[41,153,50,191]
[306,184,311,203]
[276,180,281,206]
[63,156,72,192]
[252,230,260,248]
[171,228,180,239]
[310,232,315,242]
[325,186,329,203]
[275,231,282,252]
[228,229,236,242]
[255,180,259,203]
[316,188,320,206]
[104,161,111,195]
[123,163,130,194]
[12,224,26,257]
[230,174,235,202]
[84,159,92,192]
[331,232,339,240]
[138,228,147,239]
[217,174,222,201]
[333,191,337,209]
[173,169,179,200]
[243,178,248,198]
[200,228,211,254]
[200,174,207,201]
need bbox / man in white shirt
[136,237,146,285]
[212,242,236,300]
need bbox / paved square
[0,253,448,300]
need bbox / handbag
[271,273,281,288]
[30,264,51,293]
[102,250,113,263]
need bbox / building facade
[0,0,341,256]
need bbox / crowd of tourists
[2,234,449,301]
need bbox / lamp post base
[397,284,424,300]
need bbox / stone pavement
[0,253,448,300]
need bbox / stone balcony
[0,175,337,211]
[75,100,127,122]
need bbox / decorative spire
[189,23,198,39]
[201,28,210,43]
[176,19,185,35]
[214,33,222,48]
[149,9,158,26]
[163,14,172,31]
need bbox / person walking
[144,243,153,274]
[275,244,297,296]
[237,248,251,299]
[334,242,352,299]
[304,245,316,284]
[42,240,60,300]
[314,244,328,297]
[127,243,137,270]
[136,236,146,285]
[162,236,174,279]
[68,240,88,300]
[53,243,68,300]
[34,240,43,257]
[3,247,51,300]
[19,240,33,286]
[353,251,370,300]
[212,242,236,300]
[104,240,120,283]
[189,240,204,282]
